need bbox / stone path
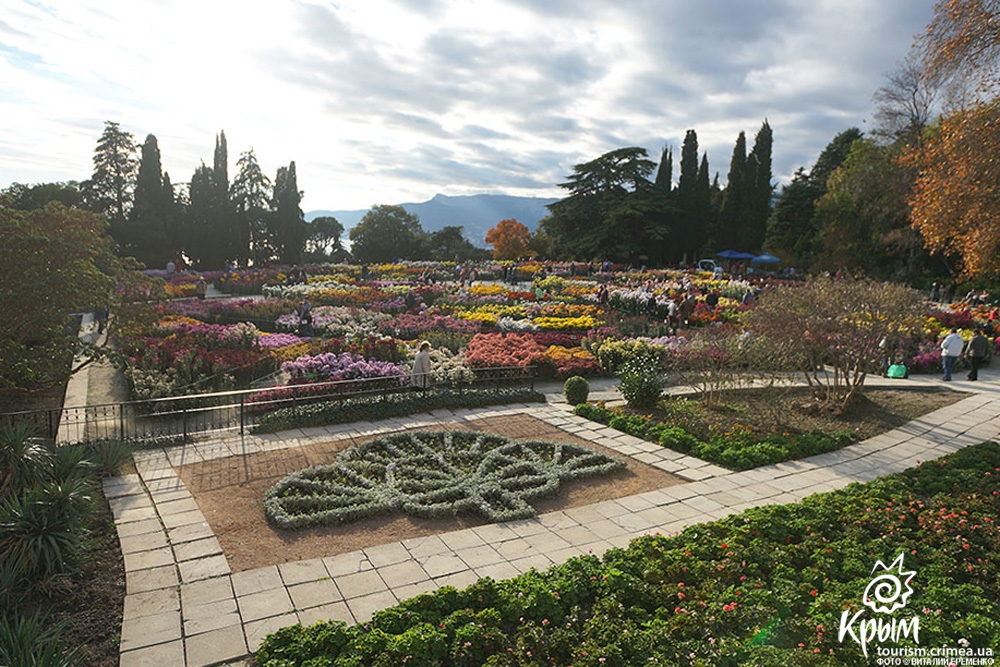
[107,372,1000,667]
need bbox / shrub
[562,376,589,405]
[617,355,663,410]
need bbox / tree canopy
[349,205,426,263]
[0,201,122,390]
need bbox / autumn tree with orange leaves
[907,0,1000,278]
[908,101,1000,277]
[485,218,532,260]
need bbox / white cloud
[0,0,935,209]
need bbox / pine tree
[87,121,137,224]
[231,148,272,266]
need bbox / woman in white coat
[411,341,432,389]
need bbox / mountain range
[306,193,558,247]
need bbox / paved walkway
[107,372,1000,667]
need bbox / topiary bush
[616,354,663,409]
[562,375,589,405]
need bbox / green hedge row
[252,386,546,433]
[256,442,1000,666]
[574,402,854,470]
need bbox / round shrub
[563,375,589,405]
[617,355,663,410]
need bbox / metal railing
[0,366,536,445]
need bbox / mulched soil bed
[177,414,684,573]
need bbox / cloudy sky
[1,0,934,211]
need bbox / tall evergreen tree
[655,146,673,191]
[673,130,703,263]
[86,121,137,225]
[271,161,307,264]
[743,120,773,253]
[123,134,178,267]
[718,131,749,250]
[231,148,272,266]
[696,153,714,254]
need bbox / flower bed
[465,333,547,370]
[575,403,855,469]
[264,430,625,528]
[281,351,408,384]
[258,442,1000,665]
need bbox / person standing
[965,329,991,381]
[411,341,432,389]
[940,328,965,381]
[195,276,208,300]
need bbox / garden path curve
[106,373,1000,667]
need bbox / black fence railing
[0,366,536,445]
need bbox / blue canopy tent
[716,249,756,260]
[751,252,781,264]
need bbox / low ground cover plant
[265,430,625,528]
[257,442,1000,666]
[575,401,855,470]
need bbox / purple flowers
[282,352,408,383]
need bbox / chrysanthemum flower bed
[257,442,1000,666]
[265,430,624,527]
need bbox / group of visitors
[940,328,991,382]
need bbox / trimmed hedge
[256,442,1000,666]
[252,386,546,433]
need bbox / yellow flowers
[533,316,602,331]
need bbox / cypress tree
[674,130,701,264]
[127,134,175,267]
[271,161,307,264]
[743,120,773,252]
[718,131,748,251]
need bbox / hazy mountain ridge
[306,193,558,247]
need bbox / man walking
[965,329,991,381]
[940,328,965,381]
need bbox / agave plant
[0,612,79,667]
[0,424,52,501]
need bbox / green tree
[742,120,773,253]
[271,161,307,264]
[0,201,121,390]
[813,138,928,282]
[764,127,863,267]
[349,205,425,263]
[1,182,82,211]
[122,134,178,268]
[427,225,489,262]
[303,216,347,262]
[231,148,272,266]
[674,131,710,263]
[544,147,661,262]
[718,131,749,251]
[84,121,137,225]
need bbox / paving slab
[185,623,248,667]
